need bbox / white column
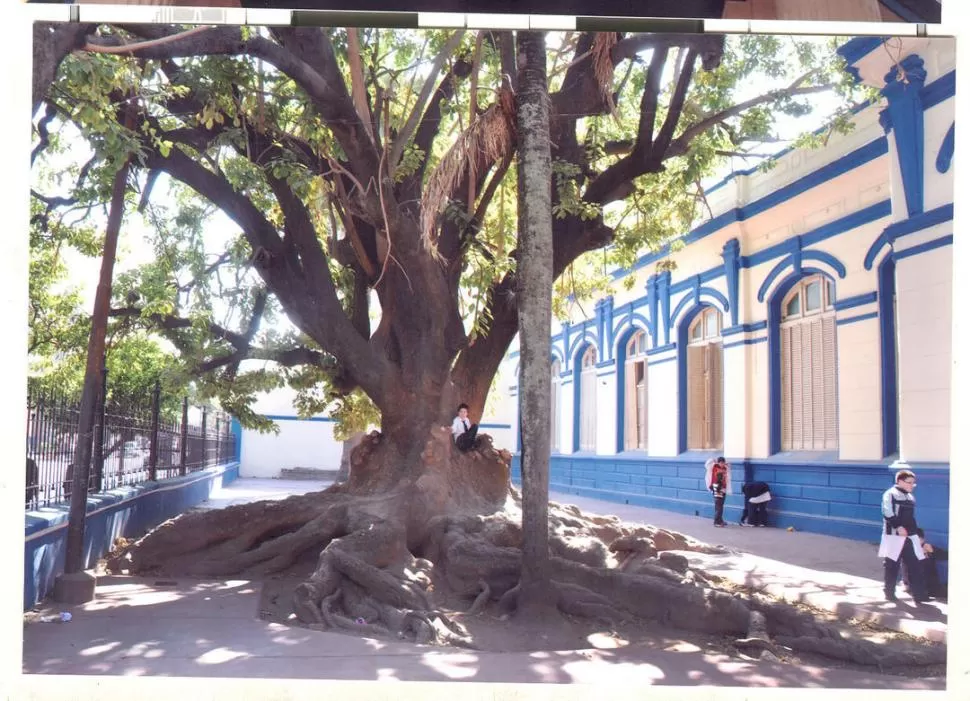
[835,315,883,460]
[560,377,575,454]
[722,343,748,458]
[647,358,678,456]
[596,370,617,455]
[895,243,952,463]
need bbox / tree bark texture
[513,30,556,618]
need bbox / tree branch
[635,46,669,156]
[222,288,268,384]
[390,30,466,170]
[667,83,835,158]
[651,46,699,159]
[108,305,249,348]
[196,345,332,375]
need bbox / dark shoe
[885,592,897,602]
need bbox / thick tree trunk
[336,432,364,483]
[512,30,556,620]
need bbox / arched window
[687,308,723,450]
[579,346,597,451]
[624,331,648,450]
[779,274,838,451]
[551,358,561,453]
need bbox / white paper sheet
[878,534,926,561]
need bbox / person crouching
[740,481,771,527]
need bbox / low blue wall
[24,461,240,610]
[511,453,949,581]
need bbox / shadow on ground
[21,576,944,689]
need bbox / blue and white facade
[498,37,955,558]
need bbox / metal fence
[25,380,236,509]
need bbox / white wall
[241,419,343,478]
[646,356,678,457]
[895,242,952,463]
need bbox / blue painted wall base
[510,453,948,583]
[24,461,240,611]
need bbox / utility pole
[54,154,131,604]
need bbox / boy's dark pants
[456,423,479,451]
[884,537,927,600]
[713,494,725,524]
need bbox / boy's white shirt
[452,416,470,438]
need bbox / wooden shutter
[822,316,838,450]
[790,323,804,451]
[800,321,816,449]
[636,362,648,450]
[708,344,723,450]
[687,345,705,449]
[781,325,792,451]
[624,360,637,450]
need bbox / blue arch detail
[571,339,597,453]
[936,122,955,174]
[614,324,643,453]
[669,288,729,330]
[766,267,838,454]
[758,251,847,302]
[566,331,599,365]
[611,314,651,356]
[676,303,724,454]
[864,232,891,271]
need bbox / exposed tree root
[112,429,946,668]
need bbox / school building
[494,36,955,554]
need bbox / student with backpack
[705,457,731,527]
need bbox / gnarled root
[292,516,476,648]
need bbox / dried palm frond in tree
[420,89,516,255]
[591,32,619,116]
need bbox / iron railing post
[179,397,189,476]
[148,380,161,482]
[200,408,207,470]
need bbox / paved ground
[21,478,948,688]
[548,491,948,643]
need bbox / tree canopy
[31,25,872,443]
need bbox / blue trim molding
[836,311,879,327]
[616,139,889,282]
[936,123,955,174]
[722,321,768,336]
[833,291,878,311]
[837,38,888,76]
[723,337,767,350]
[877,255,898,458]
[864,203,953,270]
[921,70,955,111]
[722,239,741,326]
[757,246,847,303]
[894,234,953,262]
[881,54,927,217]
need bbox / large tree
[32,25,915,662]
